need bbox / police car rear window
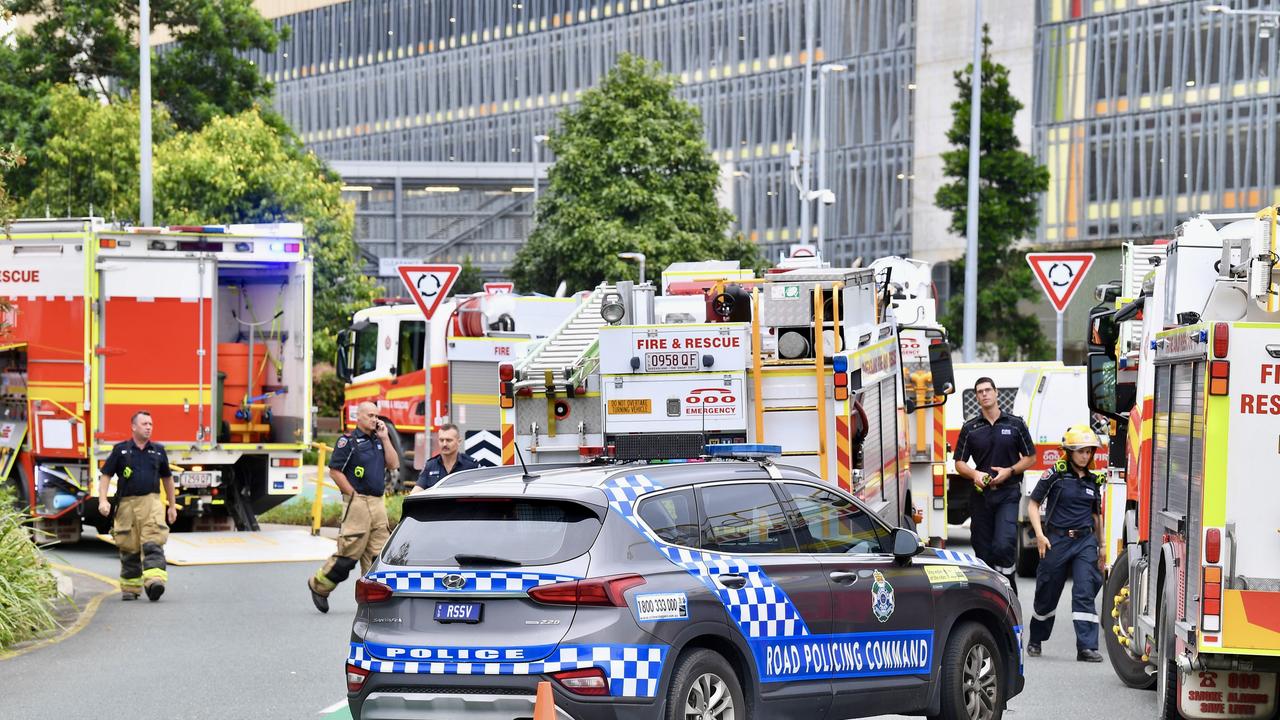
[382,498,603,567]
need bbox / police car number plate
[644,351,699,372]
[179,471,218,489]
[434,601,483,624]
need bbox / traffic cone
[533,680,557,720]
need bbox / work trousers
[970,489,1020,592]
[312,494,390,597]
[1029,529,1102,650]
[113,493,169,593]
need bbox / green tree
[25,88,375,361]
[453,257,486,295]
[935,29,1050,360]
[0,0,285,198]
[510,54,759,294]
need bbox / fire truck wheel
[1103,549,1156,689]
[1155,599,1183,719]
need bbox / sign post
[1026,253,1096,362]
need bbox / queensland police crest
[871,570,895,623]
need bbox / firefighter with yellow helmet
[1025,424,1106,662]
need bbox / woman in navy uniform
[1026,424,1106,662]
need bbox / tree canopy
[509,54,759,294]
[26,87,374,360]
[935,29,1051,360]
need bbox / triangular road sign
[1025,253,1096,313]
[396,264,461,320]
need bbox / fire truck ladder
[514,282,613,392]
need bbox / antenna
[514,442,537,483]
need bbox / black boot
[1077,648,1103,663]
[308,578,330,613]
[1026,642,1042,657]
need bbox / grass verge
[0,485,61,652]
[260,493,404,528]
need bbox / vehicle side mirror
[336,330,355,383]
[891,527,924,564]
[1087,305,1119,359]
[927,342,955,397]
[1087,352,1127,422]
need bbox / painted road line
[319,699,351,718]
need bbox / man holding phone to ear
[308,401,399,613]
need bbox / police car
[345,446,1024,720]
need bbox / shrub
[0,506,60,650]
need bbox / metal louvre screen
[862,382,884,496]
[1187,361,1205,606]
[1167,363,1193,516]
[1152,365,1171,516]
[612,433,706,462]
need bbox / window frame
[776,479,894,557]
[696,480,801,556]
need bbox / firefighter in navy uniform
[410,423,478,493]
[96,410,177,602]
[1026,424,1106,662]
[953,377,1036,592]
[308,401,399,613]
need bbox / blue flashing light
[704,443,782,460]
[832,355,849,373]
[203,226,226,233]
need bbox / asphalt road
[0,527,1159,720]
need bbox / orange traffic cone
[533,680,557,720]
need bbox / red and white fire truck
[336,292,576,485]
[497,255,957,533]
[1089,209,1280,719]
[0,218,313,540]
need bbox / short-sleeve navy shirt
[328,428,387,496]
[1030,467,1102,530]
[416,452,480,490]
[100,440,172,497]
[952,412,1036,502]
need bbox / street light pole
[816,63,847,260]
[140,0,153,226]
[532,134,549,215]
[962,0,983,362]
[798,0,816,248]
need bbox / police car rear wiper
[452,553,522,567]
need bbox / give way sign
[1025,253,1095,313]
[396,264,461,320]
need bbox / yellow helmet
[1062,424,1102,451]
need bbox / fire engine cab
[1088,208,1280,719]
[498,255,956,533]
[0,218,313,539]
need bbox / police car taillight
[346,663,370,693]
[528,574,645,607]
[355,577,393,604]
[551,667,609,696]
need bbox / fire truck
[336,292,576,485]
[1088,209,1280,719]
[497,255,957,533]
[0,218,313,540]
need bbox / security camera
[806,189,837,206]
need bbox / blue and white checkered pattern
[932,548,991,570]
[348,643,668,697]
[601,473,811,639]
[364,569,578,594]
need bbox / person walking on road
[953,377,1036,592]
[308,401,399,613]
[1026,424,1106,662]
[411,423,478,493]
[97,410,177,602]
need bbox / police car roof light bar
[704,443,782,460]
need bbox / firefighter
[411,423,478,493]
[953,377,1036,592]
[308,401,399,613]
[1026,424,1105,662]
[97,410,177,602]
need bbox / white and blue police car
[345,445,1024,720]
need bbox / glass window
[397,319,426,374]
[637,489,699,548]
[354,323,379,376]
[383,498,602,566]
[699,483,797,554]
[781,483,886,555]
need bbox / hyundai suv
[345,456,1024,720]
